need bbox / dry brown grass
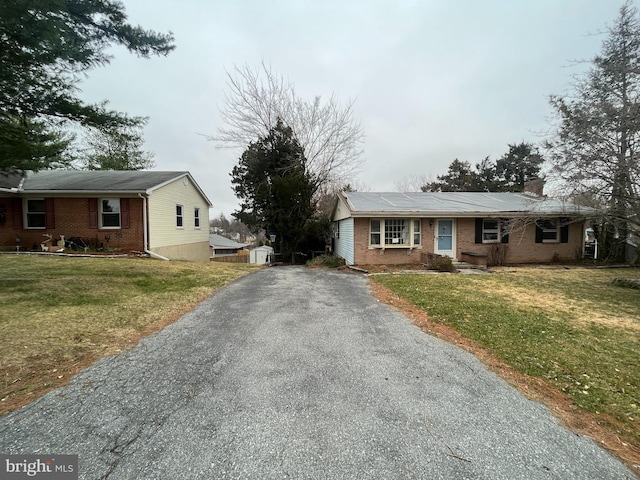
[0,255,261,415]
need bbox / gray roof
[209,234,248,249]
[21,170,189,192]
[340,192,595,217]
[0,170,212,206]
[0,172,23,190]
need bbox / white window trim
[482,219,500,243]
[100,198,121,230]
[413,219,421,245]
[369,218,422,249]
[194,207,201,229]
[542,218,559,243]
[24,198,46,230]
[176,204,184,229]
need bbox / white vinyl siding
[147,176,210,249]
[334,218,354,265]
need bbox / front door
[434,219,455,258]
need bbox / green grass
[0,255,260,414]
[371,267,640,450]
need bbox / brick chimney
[524,177,545,196]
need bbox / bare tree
[208,63,365,191]
[394,174,434,192]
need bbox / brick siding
[0,197,145,253]
[352,216,584,266]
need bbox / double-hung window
[541,219,559,242]
[370,219,421,247]
[25,199,46,229]
[100,199,120,228]
[370,219,381,245]
[194,207,201,229]
[482,219,500,242]
[176,204,184,228]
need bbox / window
[413,220,421,245]
[176,204,184,228]
[370,219,421,247]
[385,219,407,245]
[370,219,381,245]
[194,207,201,229]
[541,219,558,242]
[334,222,340,239]
[100,199,120,228]
[482,219,499,242]
[26,199,46,229]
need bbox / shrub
[423,253,456,272]
[306,254,345,268]
[487,244,508,266]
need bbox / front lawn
[370,266,640,469]
[0,255,260,415]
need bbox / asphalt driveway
[0,267,635,479]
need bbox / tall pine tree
[231,119,316,262]
[547,1,640,262]
[0,0,174,173]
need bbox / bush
[487,244,508,266]
[306,254,345,268]
[423,253,456,272]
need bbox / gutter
[138,193,170,261]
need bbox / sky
[79,0,630,218]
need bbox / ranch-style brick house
[332,188,595,267]
[0,170,212,262]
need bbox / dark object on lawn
[612,278,640,290]
[65,237,89,251]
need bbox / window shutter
[501,219,509,244]
[12,198,23,229]
[560,218,569,243]
[88,198,98,229]
[120,198,130,229]
[45,198,55,229]
[475,218,483,244]
[535,221,543,243]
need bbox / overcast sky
[80,0,628,218]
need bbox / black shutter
[475,218,483,244]
[560,218,569,243]
[535,221,543,243]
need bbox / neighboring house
[332,189,595,266]
[0,170,212,262]
[210,233,248,257]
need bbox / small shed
[250,245,274,264]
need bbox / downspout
[138,193,170,261]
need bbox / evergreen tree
[421,143,544,193]
[81,123,155,170]
[547,1,640,262]
[231,119,316,262]
[0,0,174,173]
